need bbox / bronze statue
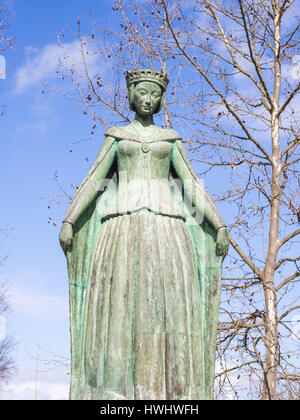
[59,69,228,400]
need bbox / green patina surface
[59,69,228,400]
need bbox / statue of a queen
[59,68,229,400]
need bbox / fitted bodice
[100,125,186,221]
[117,139,172,181]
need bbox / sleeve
[63,136,117,225]
[171,139,225,231]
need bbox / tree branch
[228,234,264,280]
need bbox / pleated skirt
[82,209,205,400]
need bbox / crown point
[126,68,169,90]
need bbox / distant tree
[0,230,16,387]
[0,278,15,387]
[0,6,13,51]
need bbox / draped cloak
[65,124,224,400]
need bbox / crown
[126,68,169,90]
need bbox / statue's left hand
[216,227,229,257]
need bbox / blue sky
[0,0,119,400]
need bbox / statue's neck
[134,114,154,127]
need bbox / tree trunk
[262,2,281,399]
[262,165,280,399]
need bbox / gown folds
[65,123,223,400]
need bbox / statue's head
[126,68,169,115]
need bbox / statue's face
[134,81,162,117]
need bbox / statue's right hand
[59,222,74,255]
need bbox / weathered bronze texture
[59,69,229,400]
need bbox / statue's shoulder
[155,127,181,142]
[105,126,129,139]
[105,125,141,142]
[105,124,182,142]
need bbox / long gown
[65,123,224,400]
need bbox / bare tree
[0,5,12,81]
[0,277,16,387]
[0,6,13,51]
[53,0,300,399]
[0,231,16,389]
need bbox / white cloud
[2,380,69,400]
[16,119,53,137]
[282,56,300,84]
[11,286,68,319]
[0,367,69,400]
[15,40,100,94]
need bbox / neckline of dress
[130,121,158,138]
